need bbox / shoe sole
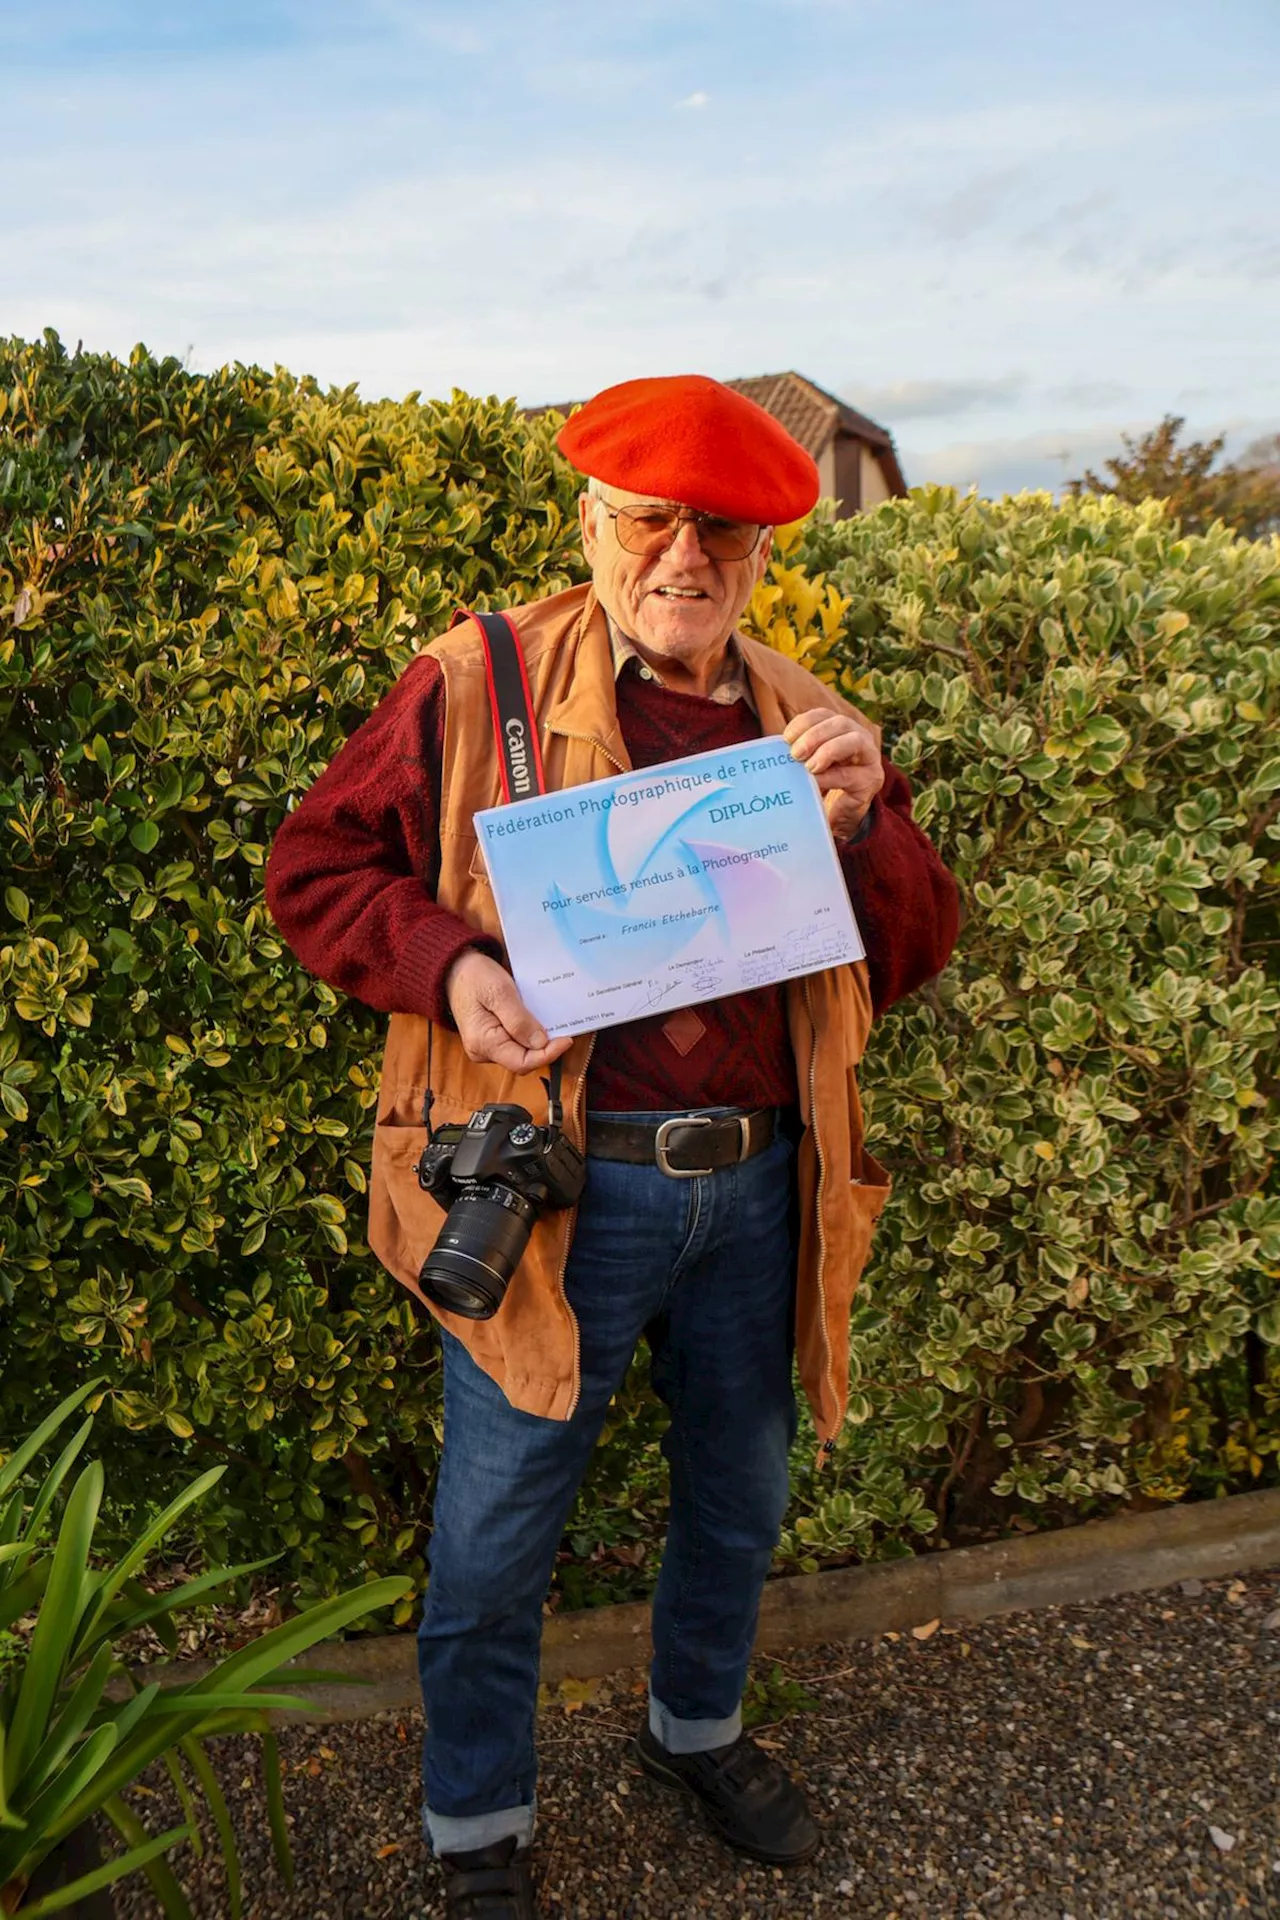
[635,1741,821,1867]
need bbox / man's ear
[579,492,599,563]
[754,528,775,582]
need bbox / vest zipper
[803,976,836,1466]
[545,727,628,778]
[537,720,622,1419]
[542,726,619,1420]
[558,1033,596,1420]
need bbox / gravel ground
[112,1568,1279,1919]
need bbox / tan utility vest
[368,583,891,1446]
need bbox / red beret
[556,374,819,525]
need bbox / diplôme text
[479,750,795,841]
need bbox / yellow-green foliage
[1,336,1277,1606]
[740,515,848,684]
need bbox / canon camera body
[415,1103,586,1320]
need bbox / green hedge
[1,334,1277,1617]
[0,333,586,1617]
[784,491,1280,1563]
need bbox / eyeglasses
[596,501,763,562]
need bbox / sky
[2,0,1277,495]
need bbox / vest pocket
[853,1145,892,1206]
[369,1122,437,1292]
[833,1149,892,1312]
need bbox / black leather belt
[585,1109,776,1178]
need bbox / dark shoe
[440,1836,537,1919]
[635,1720,820,1865]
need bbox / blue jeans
[417,1114,798,1855]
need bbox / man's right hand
[444,950,574,1075]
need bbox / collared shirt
[606,613,756,713]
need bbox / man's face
[580,486,773,670]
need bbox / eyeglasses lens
[615,507,758,561]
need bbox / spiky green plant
[0,1382,410,1916]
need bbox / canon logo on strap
[475,608,547,804]
[505,716,533,796]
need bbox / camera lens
[418,1183,538,1320]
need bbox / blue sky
[3,0,1277,493]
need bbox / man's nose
[666,517,707,563]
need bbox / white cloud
[904,425,1128,495]
[846,375,1027,422]
[1044,380,1131,410]
[676,89,708,108]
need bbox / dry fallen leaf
[558,1676,603,1711]
[376,1843,402,1860]
[1070,1636,1094,1651]
[911,1618,941,1641]
[319,1746,337,1762]
[960,1642,972,1658]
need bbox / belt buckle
[653,1113,752,1178]
[654,1114,714,1179]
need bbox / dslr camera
[415,1103,586,1320]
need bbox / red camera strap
[472,610,548,802]
[463,610,562,1124]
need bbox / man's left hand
[783,709,884,840]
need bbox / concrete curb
[152,1486,1280,1725]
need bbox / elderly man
[266,375,957,1918]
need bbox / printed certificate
[475,738,865,1037]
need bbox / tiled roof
[726,373,890,453]
[726,374,837,458]
[727,373,906,496]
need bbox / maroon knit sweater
[265,653,958,1111]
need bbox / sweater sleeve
[837,759,959,1016]
[264,653,502,1020]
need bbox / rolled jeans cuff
[424,1800,535,1857]
[649,1691,742,1755]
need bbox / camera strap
[426,610,564,1129]
[471,610,548,804]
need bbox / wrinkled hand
[444,950,573,1075]
[783,708,884,839]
